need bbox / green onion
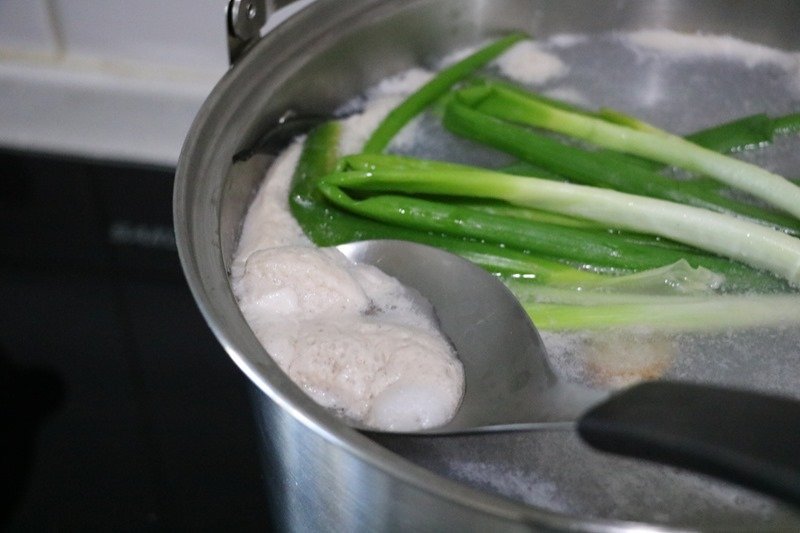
[685,114,773,153]
[527,294,800,331]
[508,260,724,298]
[290,122,664,285]
[320,185,706,269]
[319,154,800,287]
[771,112,800,136]
[361,33,526,153]
[443,99,800,235]
[456,84,800,219]
[468,76,796,154]
[289,121,463,246]
[451,200,603,229]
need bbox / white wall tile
[0,1,313,164]
[0,0,59,55]
[51,0,228,74]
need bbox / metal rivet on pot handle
[227,0,299,64]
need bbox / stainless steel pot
[174,1,800,530]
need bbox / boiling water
[366,32,800,527]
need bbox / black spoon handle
[578,381,800,507]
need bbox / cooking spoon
[337,239,800,507]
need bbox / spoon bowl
[337,239,607,433]
[337,239,800,506]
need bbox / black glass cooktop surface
[1,150,272,531]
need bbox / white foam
[230,142,307,281]
[493,40,568,85]
[624,30,800,70]
[232,237,464,430]
[339,67,434,155]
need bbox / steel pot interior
[174,0,800,530]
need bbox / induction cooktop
[1,149,272,530]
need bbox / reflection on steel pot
[174,1,800,530]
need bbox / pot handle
[578,381,800,507]
[227,0,300,64]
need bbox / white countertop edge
[0,58,221,167]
